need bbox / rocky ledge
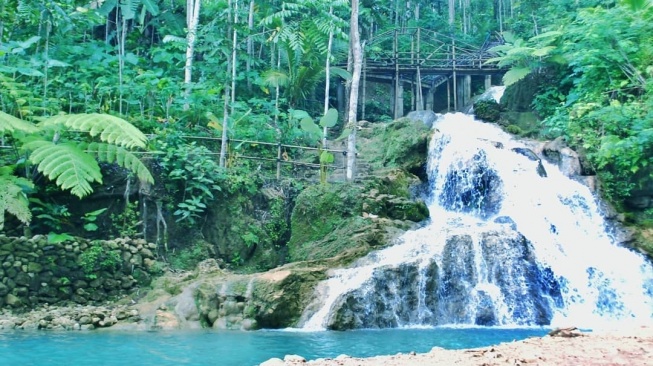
[0,304,141,331]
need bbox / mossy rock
[474,99,502,122]
[357,118,431,177]
[288,183,365,262]
[500,112,540,137]
[501,74,541,112]
[250,266,328,328]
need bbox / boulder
[406,110,438,129]
[511,147,547,177]
[541,137,582,177]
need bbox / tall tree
[184,0,202,110]
[346,0,362,181]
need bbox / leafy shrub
[168,240,212,270]
[79,242,122,278]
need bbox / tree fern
[25,140,103,198]
[38,113,148,148]
[87,142,154,184]
[0,166,34,230]
[0,110,37,133]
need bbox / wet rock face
[437,235,477,323]
[325,229,564,330]
[477,231,562,326]
[328,260,439,330]
[439,151,503,219]
[193,266,328,331]
[511,147,548,177]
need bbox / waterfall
[300,96,653,331]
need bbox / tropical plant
[485,30,564,86]
[0,111,154,229]
[0,166,33,230]
[299,108,347,183]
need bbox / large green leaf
[319,108,339,128]
[0,110,37,133]
[502,67,532,86]
[38,113,147,149]
[328,67,351,81]
[300,117,322,138]
[261,69,289,88]
[26,141,102,198]
[531,46,556,57]
[87,142,154,184]
[141,0,159,15]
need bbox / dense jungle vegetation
[1,0,652,269]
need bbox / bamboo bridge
[341,27,505,119]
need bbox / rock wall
[0,235,160,309]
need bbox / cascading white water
[301,91,653,331]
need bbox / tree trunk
[322,5,334,147]
[230,0,239,116]
[184,0,202,110]
[346,0,362,181]
[448,0,455,26]
[246,0,255,91]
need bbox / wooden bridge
[343,27,505,119]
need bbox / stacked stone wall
[0,235,160,308]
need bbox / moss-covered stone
[287,184,364,262]
[357,118,432,178]
[474,99,502,122]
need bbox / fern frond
[38,113,147,149]
[0,169,34,230]
[502,67,532,87]
[0,110,38,134]
[120,0,141,20]
[88,142,154,184]
[25,140,102,198]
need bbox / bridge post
[393,29,401,119]
[485,75,492,91]
[393,82,404,119]
[452,72,457,111]
[426,87,434,111]
[464,75,471,107]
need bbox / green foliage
[298,108,341,184]
[83,208,108,232]
[505,125,525,135]
[26,140,103,198]
[486,30,563,86]
[87,142,154,185]
[110,200,141,238]
[241,231,260,248]
[30,198,71,233]
[39,113,148,149]
[168,241,212,271]
[157,138,226,226]
[2,113,154,201]
[0,110,38,133]
[79,242,122,278]
[535,3,653,206]
[0,166,34,230]
[263,197,289,245]
[47,232,75,244]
